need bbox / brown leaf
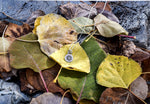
[5,22,32,39]
[97,36,121,55]
[0,55,11,72]
[90,2,119,23]
[130,48,150,62]
[59,3,97,19]
[90,2,112,12]
[130,77,148,100]
[19,70,37,94]
[100,88,145,104]
[26,64,65,95]
[141,50,150,72]
[142,74,150,98]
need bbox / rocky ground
[0,1,150,104]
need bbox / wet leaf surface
[58,38,106,103]
[96,55,142,88]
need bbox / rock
[26,10,45,28]
[0,79,31,104]
[110,1,150,49]
[30,92,74,104]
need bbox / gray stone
[110,1,150,49]
[30,92,74,104]
[0,79,31,104]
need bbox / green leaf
[9,33,56,72]
[69,17,94,34]
[96,55,142,89]
[94,14,128,37]
[58,38,106,103]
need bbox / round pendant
[65,54,73,62]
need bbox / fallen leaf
[0,37,11,53]
[30,92,73,104]
[96,55,142,88]
[142,74,150,98]
[0,38,12,72]
[50,43,90,73]
[90,2,119,23]
[100,88,146,104]
[94,14,128,37]
[5,22,32,38]
[90,2,112,12]
[130,77,148,100]
[69,17,94,34]
[26,64,65,95]
[58,38,107,103]
[0,21,8,36]
[9,33,55,72]
[0,55,11,72]
[142,58,150,73]
[33,13,78,56]
[130,48,150,62]
[59,3,97,19]
[19,70,37,94]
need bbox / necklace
[64,0,107,63]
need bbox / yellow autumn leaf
[94,14,128,37]
[50,43,90,73]
[96,55,142,89]
[33,13,78,56]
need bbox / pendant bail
[65,50,73,63]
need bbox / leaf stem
[0,52,8,55]
[23,46,49,92]
[119,35,136,39]
[39,71,49,92]
[85,30,97,42]
[128,89,147,104]
[9,36,38,42]
[53,66,62,83]
[76,77,87,104]
[142,72,150,74]
[60,90,70,104]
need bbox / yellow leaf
[50,43,90,73]
[33,13,78,56]
[94,14,128,37]
[96,55,142,88]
